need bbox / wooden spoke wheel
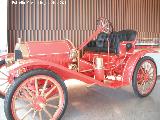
[4,69,68,120]
[132,56,157,97]
[0,59,11,96]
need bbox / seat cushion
[85,32,108,52]
[85,30,137,54]
[118,30,137,41]
[87,41,96,47]
[109,31,120,54]
[96,32,108,48]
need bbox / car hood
[23,40,74,57]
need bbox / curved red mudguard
[122,50,157,84]
[7,59,108,86]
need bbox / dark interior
[84,30,137,54]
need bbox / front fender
[7,59,102,85]
[122,50,157,84]
[7,59,69,79]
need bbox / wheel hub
[33,96,46,111]
[143,71,150,82]
[138,69,150,84]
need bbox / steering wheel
[96,18,113,33]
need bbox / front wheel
[4,69,68,120]
[0,59,10,96]
[132,56,157,97]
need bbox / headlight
[14,38,29,61]
[69,49,78,62]
[5,56,14,66]
[20,44,29,58]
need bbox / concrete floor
[0,79,160,120]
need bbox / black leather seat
[85,32,108,52]
[109,31,119,54]
[109,30,137,54]
[96,32,108,48]
[85,30,137,54]
[118,30,137,41]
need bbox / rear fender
[7,59,101,85]
[122,50,157,84]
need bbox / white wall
[145,53,160,75]
[0,0,8,54]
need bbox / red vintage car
[0,18,158,120]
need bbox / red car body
[0,18,158,120]
[0,27,157,91]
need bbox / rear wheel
[5,69,68,120]
[132,56,157,97]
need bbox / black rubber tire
[132,56,157,98]
[0,59,6,98]
[4,68,68,120]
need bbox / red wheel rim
[11,75,65,120]
[137,60,156,95]
[0,66,11,96]
[0,66,27,96]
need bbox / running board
[103,80,129,88]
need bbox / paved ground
[0,79,160,120]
